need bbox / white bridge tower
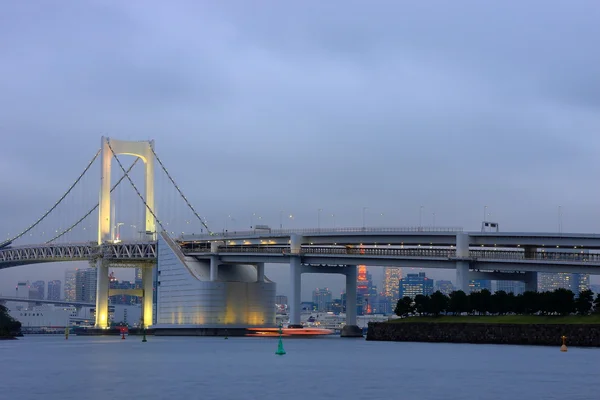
[95,136,156,329]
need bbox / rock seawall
[366,322,600,347]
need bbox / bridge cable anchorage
[46,158,141,244]
[106,139,168,234]
[149,145,213,235]
[0,149,101,247]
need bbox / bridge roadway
[4,228,600,330]
[0,296,94,308]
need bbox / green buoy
[142,327,147,343]
[224,329,229,340]
[275,324,286,355]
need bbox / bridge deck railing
[183,246,456,258]
[470,249,600,263]
[181,226,464,240]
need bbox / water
[1,335,598,400]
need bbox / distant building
[109,272,140,305]
[275,295,288,305]
[469,280,492,293]
[30,281,45,300]
[495,281,525,295]
[64,269,78,301]
[357,266,378,314]
[312,288,332,312]
[383,267,402,302]
[47,280,61,301]
[538,273,589,295]
[399,272,434,299]
[16,281,29,298]
[75,268,97,303]
[435,280,454,295]
[326,298,343,314]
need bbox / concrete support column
[341,265,362,337]
[210,255,219,281]
[345,266,357,326]
[142,266,154,328]
[524,271,538,292]
[210,241,220,253]
[94,259,109,328]
[456,261,470,293]
[289,256,302,326]
[256,262,265,282]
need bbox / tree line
[394,289,600,317]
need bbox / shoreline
[366,320,600,347]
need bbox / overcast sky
[1,1,600,299]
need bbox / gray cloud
[1,0,600,298]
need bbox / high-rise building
[16,281,29,298]
[435,280,454,295]
[495,281,525,295]
[312,288,332,312]
[30,280,45,300]
[357,265,378,314]
[538,273,589,295]
[64,269,78,301]
[47,280,62,301]
[469,280,492,293]
[399,272,434,299]
[75,268,97,303]
[383,267,402,302]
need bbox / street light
[331,213,336,229]
[419,205,424,228]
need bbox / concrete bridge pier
[455,233,471,292]
[289,257,302,327]
[341,265,362,337]
[142,265,154,328]
[95,259,109,329]
[288,233,303,328]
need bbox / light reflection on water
[1,335,598,400]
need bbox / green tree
[413,294,430,315]
[394,297,413,317]
[491,290,510,315]
[575,289,594,315]
[0,305,21,338]
[448,290,469,315]
[521,291,539,315]
[428,291,449,316]
[552,288,575,316]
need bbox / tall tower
[95,137,156,329]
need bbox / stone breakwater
[366,322,600,347]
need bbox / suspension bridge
[3,137,600,336]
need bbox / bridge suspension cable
[45,158,141,243]
[106,139,168,234]
[0,149,101,247]
[150,146,213,235]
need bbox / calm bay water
[1,335,598,400]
